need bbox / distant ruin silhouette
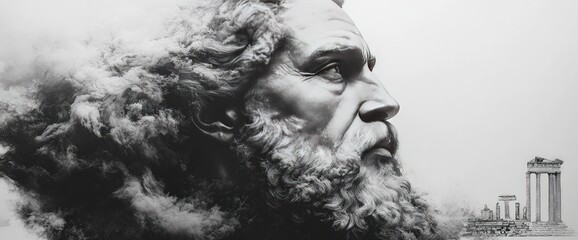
[463,156,574,237]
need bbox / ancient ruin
[463,156,574,237]
[499,195,515,220]
[526,157,562,223]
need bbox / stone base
[462,220,530,237]
[462,220,576,237]
[522,222,575,237]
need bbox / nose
[358,82,400,122]
[359,99,399,122]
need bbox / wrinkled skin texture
[231,2,441,239]
[253,0,400,142]
[0,0,458,239]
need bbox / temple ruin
[525,157,562,223]
[463,156,574,237]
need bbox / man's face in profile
[253,0,399,143]
[235,0,435,238]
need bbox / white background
[345,0,578,233]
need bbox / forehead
[278,0,369,61]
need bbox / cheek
[283,89,340,133]
[255,77,342,133]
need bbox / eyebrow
[300,44,371,70]
[307,45,361,61]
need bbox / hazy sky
[1,0,578,239]
[345,0,578,231]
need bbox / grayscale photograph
[0,0,576,239]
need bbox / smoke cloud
[0,0,285,239]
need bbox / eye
[316,62,343,83]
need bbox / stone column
[504,201,510,219]
[526,172,531,221]
[496,203,501,220]
[515,203,520,220]
[523,207,527,220]
[536,173,542,222]
[556,172,562,223]
[548,173,555,223]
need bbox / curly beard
[234,97,442,240]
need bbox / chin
[233,98,445,240]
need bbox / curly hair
[0,0,287,239]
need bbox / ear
[192,99,241,143]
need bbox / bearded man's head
[0,0,451,239]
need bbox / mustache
[337,121,398,158]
